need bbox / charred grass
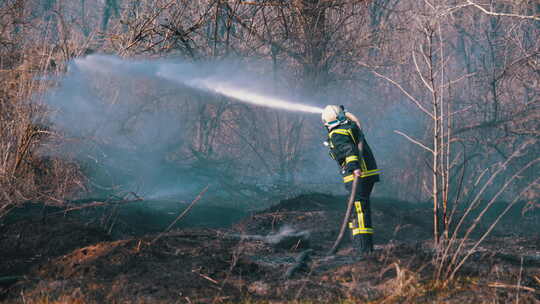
[0,194,538,303]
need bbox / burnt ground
[0,193,539,303]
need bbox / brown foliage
[0,1,86,216]
[0,0,538,217]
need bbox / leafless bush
[0,1,87,217]
[0,0,537,257]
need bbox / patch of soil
[1,194,538,303]
[233,194,434,250]
[0,205,111,277]
[24,230,249,303]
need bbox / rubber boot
[352,234,373,256]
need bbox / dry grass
[0,2,538,302]
[0,2,88,217]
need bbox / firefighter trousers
[345,180,374,253]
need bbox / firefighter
[322,105,380,254]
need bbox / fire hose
[327,174,359,255]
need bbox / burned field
[0,194,538,303]
[1,0,539,303]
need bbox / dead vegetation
[0,0,539,303]
[1,194,538,303]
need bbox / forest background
[0,0,538,226]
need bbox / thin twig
[488,282,537,293]
[444,142,534,274]
[151,185,209,244]
[441,73,476,89]
[47,198,143,216]
[516,256,524,303]
[371,70,434,119]
[193,270,219,284]
[394,130,434,153]
[465,0,540,21]
[447,174,540,282]
[412,50,434,93]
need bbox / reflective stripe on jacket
[327,121,380,183]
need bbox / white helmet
[321,105,346,129]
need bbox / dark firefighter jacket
[327,121,380,184]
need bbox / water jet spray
[73,55,324,115]
[186,79,324,114]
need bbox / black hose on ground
[284,249,314,279]
[327,175,358,255]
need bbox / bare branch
[152,185,209,244]
[441,72,476,89]
[448,173,540,282]
[445,140,538,279]
[394,130,434,153]
[465,0,540,21]
[412,50,434,93]
[371,70,435,119]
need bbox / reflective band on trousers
[352,227,374,235]
[355,201,365,230]
[349,201,374,235]
[361,158,368,172]
[343,169,381,183]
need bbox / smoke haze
[42,55,330,201]
[43,54,455,206]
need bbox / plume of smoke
[41,55,324,199]
[235,225,310,246]
[41,54,430,203]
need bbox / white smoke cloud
[41,54,325,199]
